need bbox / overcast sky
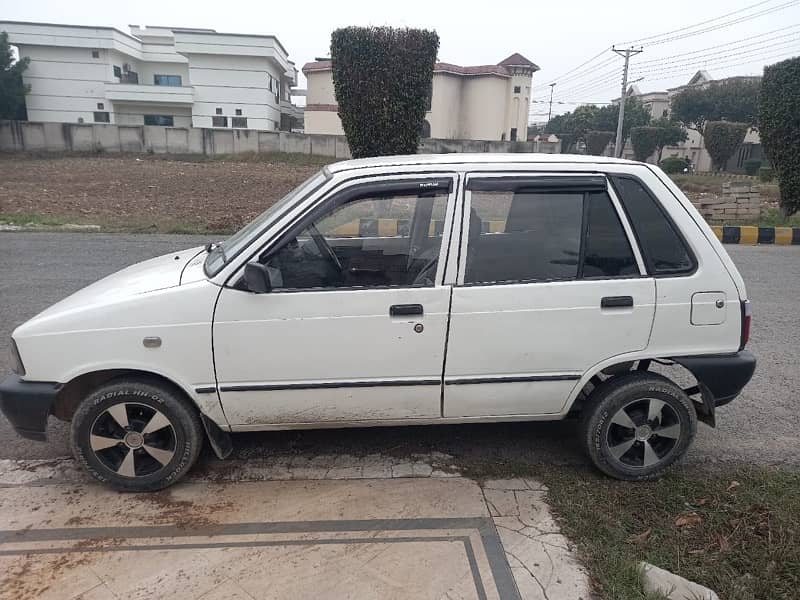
[3,0,799,119]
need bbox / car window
[262,190,448,290]
[465,185,639,285]
[610,176,694,275]
[582,192,639,278]
[466,190,583,283]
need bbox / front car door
[212,174,458,427]
[443,172,656,417]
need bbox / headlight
[10,339,25,376]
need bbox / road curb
[712,226,800,245]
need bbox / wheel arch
[55,368,233,460]
[565,354,713,425]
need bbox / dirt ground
[0,153,332,233]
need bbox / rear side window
[611,176,694,275]
[465,185,638,284]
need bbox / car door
[212,174,458,427]
[443,172,656,417]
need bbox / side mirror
[244,261,272,293]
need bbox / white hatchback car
[2,154,755,491]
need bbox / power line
[542,46,611,85]
[635,24,800,65]
[631,42,800,78]
[619,0,797,46]
[640,48,798,84]
[639,0,800,47]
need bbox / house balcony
[280,99,304,119]
[105,83,194,105]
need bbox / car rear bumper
[0,374,59,441]
[672,350,756,407]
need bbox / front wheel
[70,379,204,492]
[581,372,697,480]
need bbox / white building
[617,71,763,172]
[303,53,539,142]
[1,21,302,131]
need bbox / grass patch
[461,460,799,599]
[0,212,232,235]
[757,207,800,228]
[0,150,337,168]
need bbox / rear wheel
[581,372,697,480]
[70,379,204,491]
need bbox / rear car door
[443,173,656,417]
[212,174,458,427]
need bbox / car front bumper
[0,374,59,441]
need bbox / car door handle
[390,304,424,316]
[601,296,634,308]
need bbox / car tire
[70,379,204,492]
[580,372,697,481]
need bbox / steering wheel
[308,223,343,274]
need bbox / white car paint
[10,154,747,434]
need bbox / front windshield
[204,170,329,277]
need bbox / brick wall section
[690,181,761,225]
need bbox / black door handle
[390,304,424,316]
[601,296,634,308]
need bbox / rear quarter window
[610,176,695,276]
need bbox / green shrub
[630,126,660,162]
[660,156,691,173]
[743,159,762,176]
[585,130,614,156]
[760,57,800,215]
[330,26,439,158]
[759,166,775,182]
[704,121,749,171]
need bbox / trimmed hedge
[760,57,800,215]
[743,159,762,176]
[660,156,691,173]
[630,126,660,162]
[704,121,749,171]
[330,26,439,158]
[585,130,614,156]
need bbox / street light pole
[546,83,556,125]
[612,46,643,158]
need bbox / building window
[144,115,175,126]
[96,102,104,110]
[91,50,100,59]
[232,117,247,128]
[93,111,110,123]
[267,74,273,92]
[212,116,228,127]
[510,128,518,141]
[235,108,242,116]
[153,74,182,87]
[215,107,223,115]
[513,85,521,94]
[113,66,122,78]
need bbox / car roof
[326,153,640,173]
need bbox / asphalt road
[1,232,799,471]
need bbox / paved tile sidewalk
[0,456,590,600]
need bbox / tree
[585,130,614,156]
[704,121,749,171]
[759,57,800,215]
[671,78,760,133]
[593,97,651,149]
[650,115,688,162]
[630,126,660,162]
[330,26,438,158]
[0,32,29,120]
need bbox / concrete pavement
[0,456,590,600]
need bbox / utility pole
[546,83,556,125]
[612,46,643,158]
